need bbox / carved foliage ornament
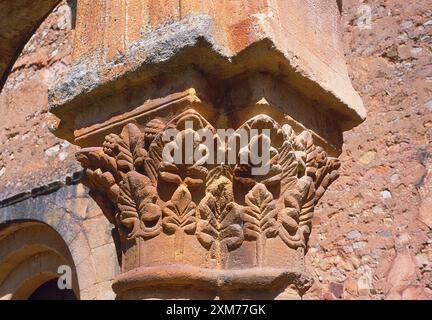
[76,110,340,260]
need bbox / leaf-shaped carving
[73,111,342,265]
[144,118,165,145]
[206,165,233,188]
[291,130,316,178]
[104,132,133,173]
[102,123,157,181]
[297,176,316,245]
[197,169,243,267]
[231,115,286,190]
[76,148,120,224]
[197,200,243,251]
[242,183,278,266]
[76,148,116,191]
[280,124,296,143]
[243,183,278,239]
[278,141,298,194]
[76,147,120,183]
[148,133,164,167]
[118,171,162,240]
[162,185,197,263]
[85,168,119,201]
[143,157,158,185]
[162,186,196,234]
[278,176,315,249]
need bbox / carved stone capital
[49,0,364,299]
[76,104,340,299]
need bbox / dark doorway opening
[28,278,77,300]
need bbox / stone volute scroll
[49,0,365,299]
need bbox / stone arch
[0,183,119,299]
[0,220,79,299]
[0,0,62,91]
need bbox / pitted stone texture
[0,0,61,90]
[0,1,80,200]
[306,0,432,300]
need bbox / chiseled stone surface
[0,0,430,300]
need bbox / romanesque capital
[76,105,340,298]
[48,0,365,299]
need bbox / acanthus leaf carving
[232,115,284,188]
[118,171,162,240]
[154,110,216,261]
[77,122,162,240]
[294,130,316,178]
[278,176,315,249]
[76,108,341,265]
[242,183,278,266]
[277,140,299,194]
[197,166,243,267]
[76,147,120,224]
[162,185,197,235]
[162,185,197,262]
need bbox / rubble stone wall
[309,0,432,299]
